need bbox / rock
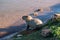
[17,34,23,37]
[41,29,52,37]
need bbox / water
[0,0,60,38]
[0,0,60,27]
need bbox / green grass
[12,19,60,40]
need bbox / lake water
[0,0,60,28]
[0,0,60,38]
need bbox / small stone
[41,29,52,37]
[17,34,23,37]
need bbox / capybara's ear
[22,16,28,20]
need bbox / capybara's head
[22,15,33,21]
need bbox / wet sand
[0,0,60,38]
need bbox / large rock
[41,29,52,37]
